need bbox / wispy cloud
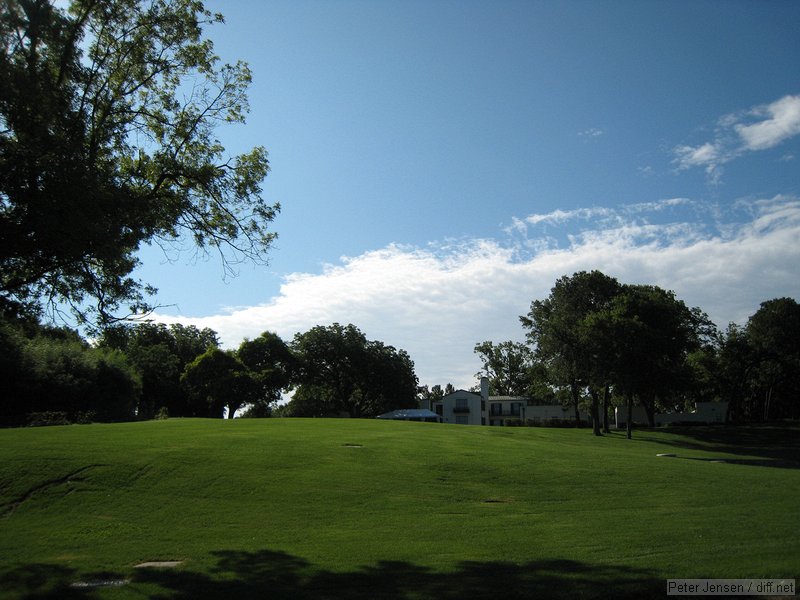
[520,206,615,227]
[735,95,800,151]
[578,127,604,139]
[672,94,800,183]
[154,197,800,390]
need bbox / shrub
[27,412,71,427]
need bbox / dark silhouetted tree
[288,323,418,418]
[0,0,278,326]
[181,347,255,419]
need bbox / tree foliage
[237,331,296,416]
[473,340,535,397]
[0,0,278,325]
[0,316,140,425]
[519,271,716,437]
[520,270,622,432]
[743,298,800,420]
[97,321,218,418]
[287,323,418,418]
[595,284,710,437]
[181,347,255,419]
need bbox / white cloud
[522,206,615,226]
[672,94,800,183]
[735,95,800,151]
[153,197,800,391]
[674,142,721,169]
[578,127,604,138]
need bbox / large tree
[236,331,296,417]
[598,284,710,438]
[520,270,622,433]
[745,298,800,420]
[180,347,255,419]
[97,322,218,417]
[0,0,278,325]
[473,340,535,397]
[288,323,418,418]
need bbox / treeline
[474,271,800,436]
[4,270,797,429]
[1,318,418,427]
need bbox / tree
[181,347,254,419]
[97,322,218,417]
[473,340,534,397]
[714,324,758,421]
[288,323,418,418]
[237,331,295,416]
[745,298,800,420]
[1,0,278,326]
[0,315,139,425]
[520,270,622,433]
[597,284,709,438]
[417,384,444,410]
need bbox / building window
[435,404,443,416]
[511,402,522,416]
[455,416,468,425]
[454,398,469,413]
[490,403,502,416]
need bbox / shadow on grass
[642,422,800,469]
[2,550,664,600]
[0,563,122,599]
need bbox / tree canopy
[97,322,218,418]
[743,298,800,420]
[287,323,418,418]
[473,340,535,397]
[519,271,715,436]
[520,270,622,431]
[0,315,140,425]
[0,0,278,325]
[181,347,255,419]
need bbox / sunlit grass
[0,419,797,598]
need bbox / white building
[426,378,581,426]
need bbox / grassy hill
[1,419,798,599]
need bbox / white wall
[436,390,483,425]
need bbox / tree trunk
[570,379,582,427]
[640,394,656,427]
[602,385,610,434]
[589,388,602,436]
[626,393,633,440]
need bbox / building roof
[376,409,442,420]
[441,389,481,399]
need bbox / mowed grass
[0,419,798,599]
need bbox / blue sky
[142,0,800,390]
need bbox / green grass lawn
[0,419,798,599]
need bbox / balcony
[489,409,522,418]
[452,405,470,414]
